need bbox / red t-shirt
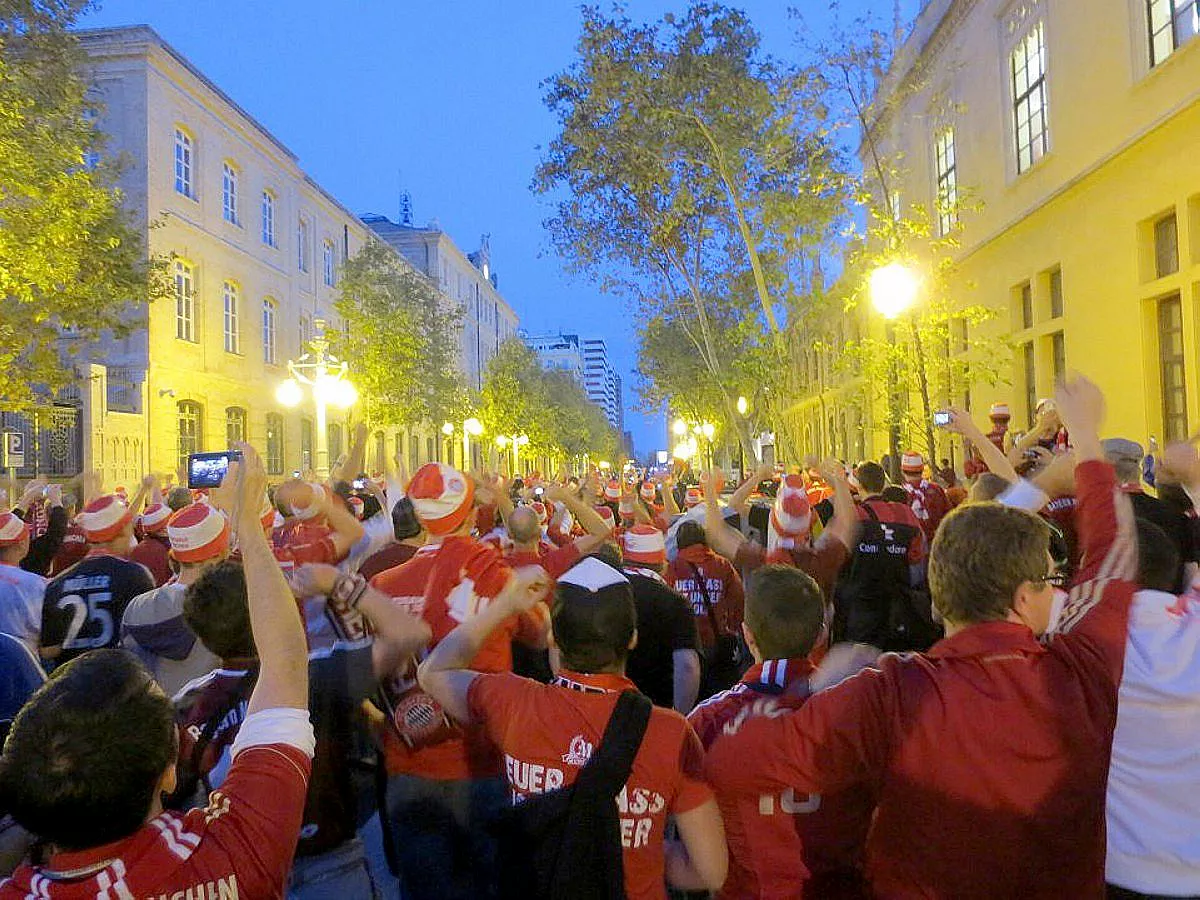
[504,540,582,579]
[735,534,848,603]
[0,723,312,900]
[667,545,745,649]
[370,538,536,780]
[48,521,88,576]
[270,521,338,579]
[691,659,873,899]
[129,533,173,587]
[468,670,714,900]
[902,480,950,543]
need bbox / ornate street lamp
[869,262,921,481]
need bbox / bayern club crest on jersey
[394,692,451,747]
[562,734,594,767]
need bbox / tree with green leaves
[536,2,850,464]
[0,0,167,408]
[332,240,468,428]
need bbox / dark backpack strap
[573,690,652,799]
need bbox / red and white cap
[990,402,1011,421]
[604,479,621,501]
[139,503,172,535]
[348,496,365,520]
[290,482,328,521]
[623,524,666,566]
[640,481,657,502]
[771,475,812,538]
[167,503,231,563]
[618,496,635,518]
[901,451,925,476]
[594,505,616,530]
[408,462,474,536]
[531,501,550,526]
[0,512,30,547]
[78,495,133,543]
[684,487,702,508]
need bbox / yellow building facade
[805,0,1200,464]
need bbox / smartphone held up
[188,450,243,489]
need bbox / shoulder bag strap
[688,562,724,638]
[574,690,652,798]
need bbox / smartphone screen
[933,411,952,428]
[352,478,367,490]
[188,450,243,489]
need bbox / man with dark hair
[706,376,1140,898]
[620,524,701,712]
[418,557,727,899]
[667,520,745,698]
[0,443,316,899]
[1104,446,1200,898]
[693,565,875,898]
[174,555,429,897]
[357,496,425,581]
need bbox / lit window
[934,129,958,235]
[1148,0,1199,66]
[223,281,240,354]
[225,407,246,446]
[174,128,195,199]
[299,313,312,353]
[261,191,276,246]
[262,298,277,364]
[222,162,239,225]
[1159,294,1188,440]
[174,260,195,342]
[177,401,202,468]
[298,218,311,272]
[1011,22,1049,174]
[322,240,336,287]
[266,413,284,475]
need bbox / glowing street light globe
[275,378,303,408]
[672,419,688,437]
[441,422,454,436]
[516,435,530,447]
[328,378,358,409]
[464,417,484,436]
[736,396,749,416]
[496,435,509,448]
[701,423,715,440]
[869,262,921,320]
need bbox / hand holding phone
[188,450,244,489]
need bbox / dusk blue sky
[81,0,921,456]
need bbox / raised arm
[703,469,746,562]
[546,484,611,537]
[729,463,772,519]
[817,461,860,552]
[660,475,681,517]
[946,408,1019,483]
[417,567,549,723]
[226,443,309,714]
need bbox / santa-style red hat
[623,524,666,566]
[78,495,133,543]
[640,481,657,502]
[408,462,475,536]
[901,451,925,476]
[594,504,616,530]
[990,402,1011,422]
[771,475,812,538]
[684,487,702,508]
[604,479,621,502]
[531,501,550,526]
[618,496,635,519]
[0,512,30,547]
[139,503,172,535]
[167,503,230,563]
[347,496,365,520]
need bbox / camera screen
[188,451,241,489]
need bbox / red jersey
[690,659,873,899]
[468,669,713,900]
[270,522,338,578]
[48,521,87,576]
[901,479,950,543]
[667,545,745,649]
[735,533,848,603]
[0,715,313,900]
[504,540,582,579]
[706,460,1137,898]
[129,533,173,587]
[370,537,532,780]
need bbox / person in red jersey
[503,485,610,578]
[691,564,876,899]
[370,461,548,900]
[270,479,364,578]
[899,451,950,543]
[419,556,727,899]
[705,376,1139,899]
[128,501,174,587]
[963,401,1012,478]
[705,463,859,604]
[667,521,745,698]
[0,442,315,900]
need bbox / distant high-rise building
[524,332,623,432]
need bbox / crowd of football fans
[0,374,1197,899]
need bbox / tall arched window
[177,400,202,468]
[265,412,284,474]
[223,281,240,354]
[262,297,277,364]
[225,406,246,446]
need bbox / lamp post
[495,433,529,475]
[441,421,455,467]
[736,396,749,482]
[463,417,483,471]
[275,317,357,479]
[869,262,920,482]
